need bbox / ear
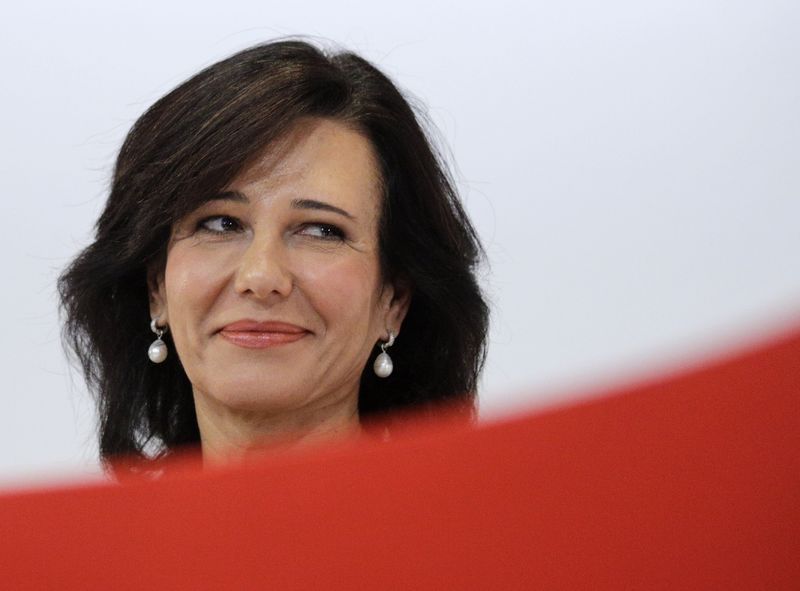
[380,279,412,339]
[147,264,169,325]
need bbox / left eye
[298,223,345,240]
[197,215,243,234]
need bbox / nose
[233,233,293,301]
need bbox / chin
[200,375,313,413]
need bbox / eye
[197,215,243,234]
[298,223,346,241]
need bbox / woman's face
[150,118,409,417]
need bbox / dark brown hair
[59,40,489,468]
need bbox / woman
[59,40,489,472]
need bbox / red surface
[1,326,798,589]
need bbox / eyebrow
[290,198,355,220]
[206,190,249,203]
[205,192,355,220]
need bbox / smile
[218,321,310,349]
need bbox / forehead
[227,118,383,219]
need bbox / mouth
[218,320,310,349]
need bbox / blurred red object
[1,326,798,590]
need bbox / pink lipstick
[218,321,309,349]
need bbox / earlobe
[147,267,168,323]
[383,280,412,337]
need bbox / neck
[193,391,362,467]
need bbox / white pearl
[373,351,393,378]
[148,339,168,363]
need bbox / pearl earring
[148,318,168,363]
[373,331,396,378]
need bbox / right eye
[197,215,243,234]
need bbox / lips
[218,320,310,349]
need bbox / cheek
[163,244,237,327]
[297,252,384,333]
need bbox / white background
[1,0,798,487]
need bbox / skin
[149,118,410,464]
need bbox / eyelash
[300,223,346,241]
[195,215,346,241]
[197,215,243,234]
